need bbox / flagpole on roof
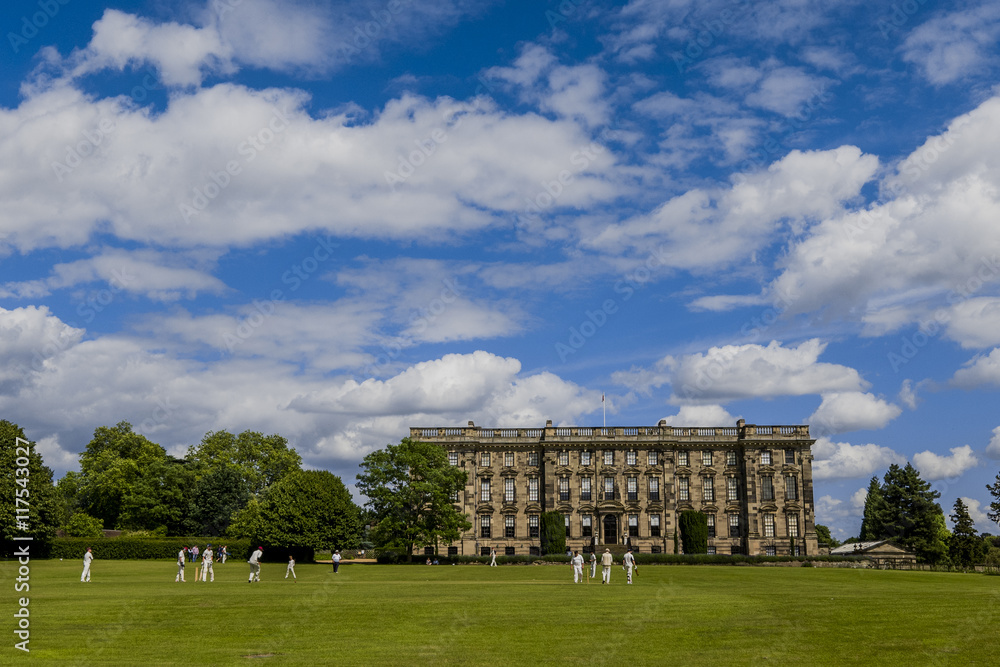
[602,393,606,428]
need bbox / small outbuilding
[830,540,918,569]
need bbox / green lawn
[6,559,1000,665]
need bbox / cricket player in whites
[623,548,636,584]
[176,546,186,582]
[202,543,215,582]
[285,555,296,581]
[248,546,263,583]
[600,548,613,584]
[571,550,584,583]
[81,547,94,582]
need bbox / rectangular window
[727,477,739,502]
[505,514,515,538]
[424,546,435,556]
[603,450,614,465]
[648,451,658,466]
[581,477,592,501]
[785,448,795,465]
[627,476,638,502]
[763,513,775,538]
[480,452,491,467]
[559,477,570,502]
[529,515,539,538]
[785,475,798,501]
[448,452,458,466]
[765,545,776,556]
[731,545,743,556]
[726,450,738,466]
[678,451,689,467]
[648,477,660,502]
[652,545,662,554]
[761,450,772,466]
[650,514,661,537]
[728,513,741,538]
[761,476,774,502]
[528,478,538,502]
[480,478,490,502]
[504,477,515,503]
[451,489,460,502]
[528,452,539,466]
[702,477,714,502]
[793,545,801,556]
[603,476,615,499]
[581,450,592,466]
[626,450,637,466]
[505,546,515,556]
[707,546,716,555]
[628,514,639,537]
[706,514,716,538]
[565,514,571,537]
[448,546,458,556]
[678,477,689,501]
[481,546,491,556]
[529,546,540,556]
[504,451,514,467]
[480,515,491,538]
[582,515,592,538]
[787,515,799,538]
[559,451,569,466]
[702,451,713,466]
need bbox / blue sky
[3,0,1000,539]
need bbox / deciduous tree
[814,524,841,549]
[187,430,301,497]
[228,470,361,550]
[190,466,249,536]
[0,420,60,556]
[77,421,168,529]
[357,438,470,556]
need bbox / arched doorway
[603,515,618,544]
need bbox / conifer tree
[949,498,985,569]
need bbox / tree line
[1,422,471,558]
[857,462,1000,568]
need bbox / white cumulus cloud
[812,436,907,480]
[912,444,979,481]
[807,391,902,436]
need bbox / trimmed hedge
[371,551,864,566]
[630,553,864,565]
[49,537,252,561]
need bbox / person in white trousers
[202,544,215,582]
[81,547,93,582]
[589,551,597,579]
[490,548,497,566]
[175,547,186,582]
[248,546,263,583]
[571,551,584,583]
[623,548,636,584]
[600,548,613,584]
[285,555,296,581]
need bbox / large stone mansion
[410,419,818,557]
